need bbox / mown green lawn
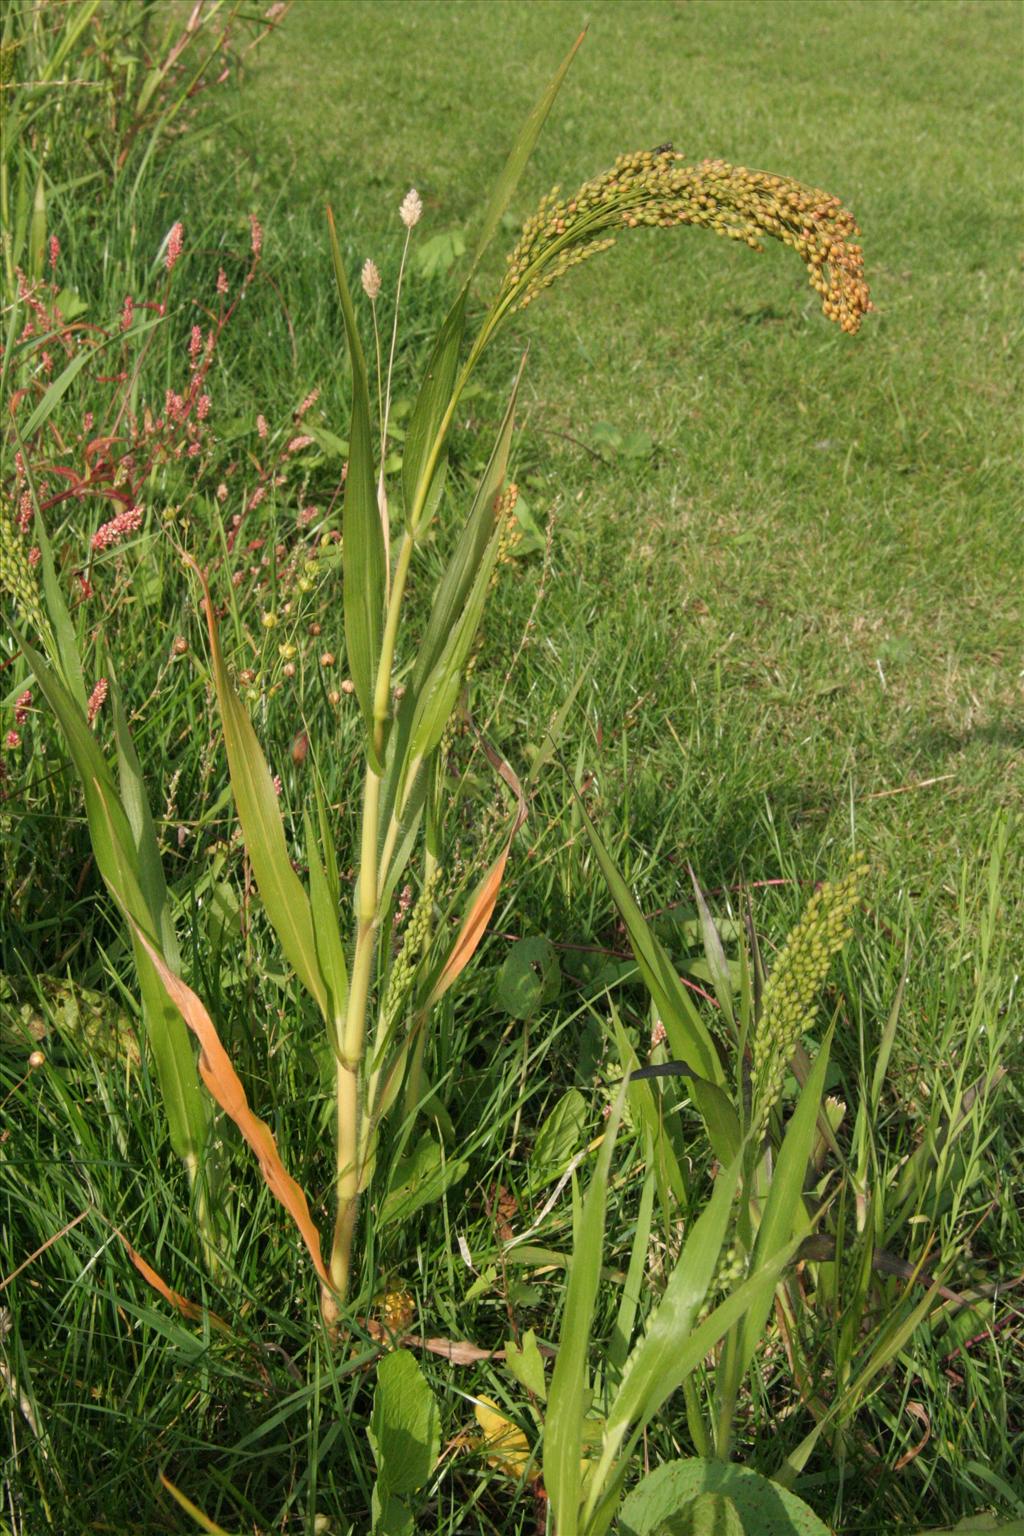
[247,0,1021,905]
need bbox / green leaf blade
[198,584,328,1019]
[328,208,385,746]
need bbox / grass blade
[585,1226,804,1531]
[118,1234,228,1333]
[468,30,586,275]
[426,735,527,1006]
[572,795,738,1160]
[327,205,385,754]
[689,866,736,1036]
[110,669,179,962]
[130,923,332,1292]
[402,289,467,528]
[608,1144,656,1378]
[544,1084,627,1536]
[21,639,209,1168]
[715,1030,834,1450]
[159,1476,239,1536]
[191,561,328,1020]
[599,1155,741,1468]
[303,805,349,1039]
[410,361,523,698]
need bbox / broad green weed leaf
[370,1350,440,1496]
[652,1493,744,1536]
[496,937,561,1019]
[510,488,546,553]
[412,228,466,279]
[530,1086,587,1185]
[505,1329,548,1402]
[371,1487,413,1536]
[619,1459,833,1536]
[380,1133,469,1225]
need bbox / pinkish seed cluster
[92,504,143,551]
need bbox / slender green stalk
[328,516,416,1296]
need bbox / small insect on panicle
[650,141,675,156]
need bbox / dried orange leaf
[130,922,331,1290]
[411,1335,503,1365]
[118,1232,229,1334]
[428,730,527,1006]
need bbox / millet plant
[2,35,874,1323]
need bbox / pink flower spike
[5,731,21,751]
[48,235,60,272]
[189,325,203,362]
[92,504,144,551]
[165,221,184,272]
[216,267,229,295]
[14,690,32,725]
[256,414,268,439]
[86,679,108,726]
[121,294,135,332]
[249,214,263,259]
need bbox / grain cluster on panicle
[503,148,870,333]
[751,861,869,1138]
[0,495,47,642]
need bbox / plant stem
[328,1056,360,1308]
[328,519,419,1299]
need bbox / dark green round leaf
[619,1458,833,1536]
[495,937,560,1018]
